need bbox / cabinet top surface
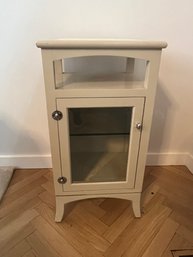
[36,39,167,50]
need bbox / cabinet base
[55,193,141,222]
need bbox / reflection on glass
[68,107,132,183]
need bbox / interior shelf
[70,132,130,136]
[55,73,145,90]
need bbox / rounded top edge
[36,39,167,50]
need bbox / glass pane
[68,107,132,183]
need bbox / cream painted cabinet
[37,39,167,222]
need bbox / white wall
[0,0,193,171]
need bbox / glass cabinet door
[69,107,131,183]
[57,98,144,191]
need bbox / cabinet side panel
[134,51,162,191]
[41,50,63,194]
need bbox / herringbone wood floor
[0,166,193,257]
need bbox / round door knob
[136,122,143,130]
[57,177,67,184]
[52,110,63,121]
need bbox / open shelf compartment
[53,56,148,90]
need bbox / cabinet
[36,39,167,222]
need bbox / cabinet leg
[131,193,141,218]
[55,197,65,222]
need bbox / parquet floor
[0,166,193,257]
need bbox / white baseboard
[0,154,52,169]
[147,152,193,174]
[0,152,192,174]
[146,152,188,166]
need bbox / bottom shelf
[71,152,128,183]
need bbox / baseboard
[0,152,192,174]
[0,154,52,169]
[147,152,193,174]
[146,152,188,166]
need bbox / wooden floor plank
[102,205,133,243]
[70,204,108,235]
[100,198,129,226]
[161,232,193,257]
[22,250,37,257]
[0,166,193,257]
[2,240,31,257]
[41,181,55,194]
[66,208,110,252]
[0,187,44,219]
[91,198,105,206]
[43,171,53,181]
[141,218,179,257]
[2,239,31,257]
[169,205,193,231]
[27,231,61,257]
[122,207,172,257]
[160,165,193,182]
[38,190,56,209]
[151,166,193,198]
[31,216,82,257]
[0,209,38,247]
[35,203,106,256]
[105,196,172,257]
[176,225,193,244]
[9,169,40,186]
[0,197,41,230]
[77,199,106,219]
[5,170,48,196]
[1,177,47,207]
[141,182,160,207]
[0,223,35,256]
